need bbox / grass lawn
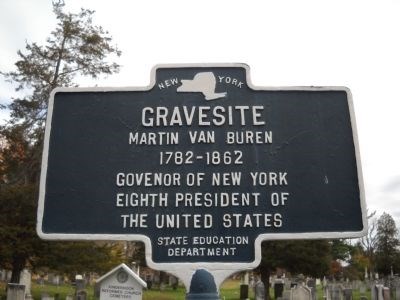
[1,279,372,299]
[1,279,251,300]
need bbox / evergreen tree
[347,243,369,280]
[330,239,353,262]
[34,242,126,278]
[0,1,121,282]
[375,212,400,275]
[258,240,331,300]
[0,126,42,282]
[2,0,120,146]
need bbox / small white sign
[97,264,146,300]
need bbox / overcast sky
[1,0,399,227]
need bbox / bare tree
[360,210,378,274]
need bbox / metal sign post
[37,64,367,298]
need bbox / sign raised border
[37,63,367,287]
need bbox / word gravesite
[38,64,366,279]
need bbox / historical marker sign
[37,64,366,271]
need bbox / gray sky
[1,0,399,226]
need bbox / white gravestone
[96,263,147,300]
[254,279,265,300]
[292,285,312,300]
[282,290,292,300]
[20,269,33,300]
[374,284,384,300]
[6,283,25,300]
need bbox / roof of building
[95,263,147,288]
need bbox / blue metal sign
[38,64,366,270]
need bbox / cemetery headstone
[383,287,390,300]
[76,290,87,300]
[324,285,332,300]
[274,277,284,299]
[239,272,249,300]
[37,277,45,285]
[254,279,265,300]
[145,275,153,290]
[75,274,85,292]
[153,274,160,287]
[6,270,12,282]
[371,284,377,300]
[374,284,384,300]
[96,263,147,300]
[41,292,54,300]
[6,283,25,300]
[359,283,366,295]
[306,279,316,300]
[284,279,291,290]
[47,273,54,284]
[332,285,343,300]
[240,283,249,300]
[322,277,328,289]
[292,284,312,300]
[343,288,352,300]
[53,275,60,285]
[19,269,33,300]
[352,280,361,290]
[396,285,400,300]
[170,275,179,290]
[282,290,292,300]
[160,282,167,291]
